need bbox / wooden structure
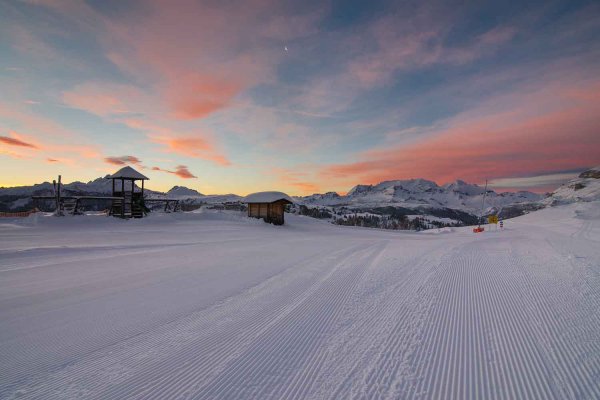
[30,170,181,217]
[244,191,294,225]
[31,174,124,216]
[144,198,180,213]
[109,166,149,218]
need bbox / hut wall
[259,204,268,218]
[247,200,288,225]
[249,203,260,217]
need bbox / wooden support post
[52,179,57,212]
[57,175,61,205]
[121,178,125,218]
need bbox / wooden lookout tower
[244,191,294,225]
[109,166,149,218]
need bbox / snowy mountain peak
[579,165,600,179]
[376,178,438,189]
[444,180,485,196]
[347,184,373,196]
[167,186,204,197]
[545,166,600,205]
[299,177,543,214]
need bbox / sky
[1,0,599,195]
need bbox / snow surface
[244,191,295,203]
[1,204,599,399]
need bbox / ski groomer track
[0,205,599,399]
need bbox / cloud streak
[0,133,38,149]
[150,135,231,167]
[104,155,142,166]
[489,172,580,189]
[152,165,197,179]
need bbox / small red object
[473,227,485,233]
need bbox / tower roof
[109,166,149,180]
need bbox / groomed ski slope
[0,204,599,399]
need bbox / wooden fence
[0,209,39,218]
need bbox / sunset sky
[1,0,599,195]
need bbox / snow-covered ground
[1,204,599,399]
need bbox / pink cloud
[166,74,242,120]
[289,181,320,193]
[93,1,322,120]
[0,132,38,149]
[151,136,231,167]
[62,83,147,117]
[152,165,197,179]
[118,118,231,167]
[104,155,142,166]
[268,166,322,195]
[321,80,600,188]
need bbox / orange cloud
[289,181,320,193]
[270,166,322,195]
[167,74,242,120]
[116,118,231,167]
[152,165,197,179]
[0,134,38,149]
[151,136,231,167]
[173,165,197,179]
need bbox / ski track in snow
[0,205,599,399]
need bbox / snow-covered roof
[243,191,294,204]
[109,166,149,180]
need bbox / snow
[244,191,295,203]
[1,203,599,399]
[109,166,149,180]
[544,165,600,205]
[9,197,30,209]
[300,178,542,214]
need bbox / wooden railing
[0,209,39,218]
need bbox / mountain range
[298,178,542,215]
[2,167,599,228]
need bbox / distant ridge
[167,186,204,197]
[297,178,543,215]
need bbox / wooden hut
[109,166,149,218]
[244,191,294,225]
